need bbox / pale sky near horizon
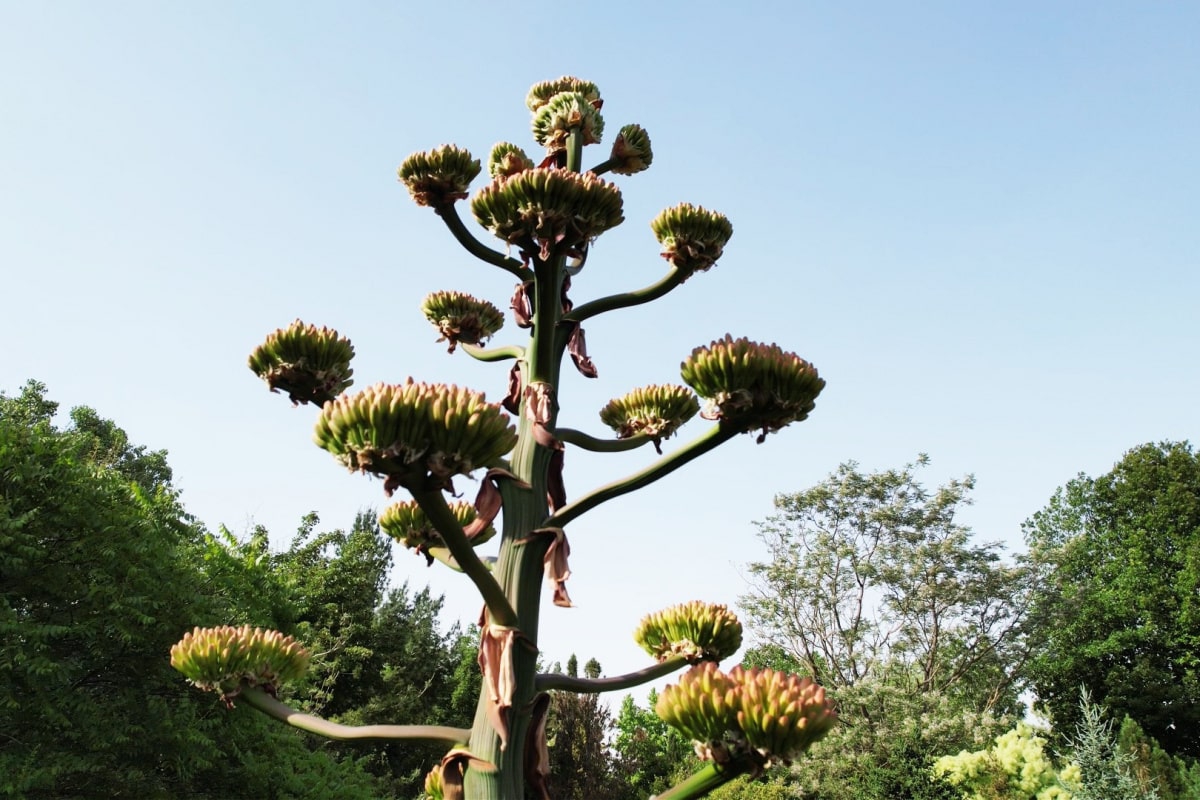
[2,3,1197,703]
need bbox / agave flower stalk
[180,77,831,800]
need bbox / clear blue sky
[2,3,1197,697]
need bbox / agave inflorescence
[634,601,743,663]
[398,145,482,209]
[651,203,734,274]
[170,626,310,701]
[608,124,654,176]
[532,92,605,153]
[312,380,517,493]
[525,76,601,113]
[656,662,836,768]
[470,168,624,261]
[421,291,506,353]
[599,384,700,446]
[681,335,825,442]
[248,319,355,406]
[379,499,496,558]
[487,142,535,179]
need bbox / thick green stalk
[462,342,525,363]
[462,128,585,799]
[238,687,470,744]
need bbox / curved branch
[410,486,519,627]
[535,656,690,694]
[544,424,737,528]
[438,204,533,281]
[462,342,525,363]
[555,427,653,453]
[565,268,689,324]
[239,687,470,744]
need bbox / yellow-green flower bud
[248,320,354,405]
[424,765,444,800]
[313,381,517,493]
[398,145,482,209]
[609,124,653,175]
[651,203,734,274]
[599,384,699,443]
[532,92,605,153]
[730,666,837,763]
[656,662,741,747]
[470,168,623,261]
[421,291,505,353]
[634,601,743,662]
[526,76,601,113]
[680,335,824,441]
[170,625,310,699]
[488,142,535,179]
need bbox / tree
[0,381,381,798]
[932,722,1078,800]
[172,76,839,800]
[613,690,696,797]
[740,458,1029,799]
[540,657,629,800]
[1024,441,1200,757]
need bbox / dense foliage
[1024,442,1200,758]
[0,381,473,799]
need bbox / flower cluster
[656,662,836,766]
[599,384,699,443]
[651,203,733,274]
[312,380,517,492]
[248,320,354,405]
[421,291,505,353]
[379,499,495,556]
[634,601,743,662]
[680,335,824,441]
[170,626,310,699]
[398,145,482,209]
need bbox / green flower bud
[609,124,653,175]
[634,601,743,662]
[170,625,310,699]
[248,320,354,405]
[599,384,699,443]
[526,76,601,113]
[651,203,734,274]
[313,381,518,492]
[398,145,482,209]
[470,168,623,261]
[487,142,535,179]
[680,335,825,441]
[532,92,605,153]
[421,291,505,353]
[379,499,496,555]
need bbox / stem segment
[535,656,690,693]
[439,204,534,281]
[566,268,689,323]
[239,687,470,744]
[545,425,737,528]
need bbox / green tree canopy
[1024,441,1200,757]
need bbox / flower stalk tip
[651,203,734,274]
[599,384,699,446]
